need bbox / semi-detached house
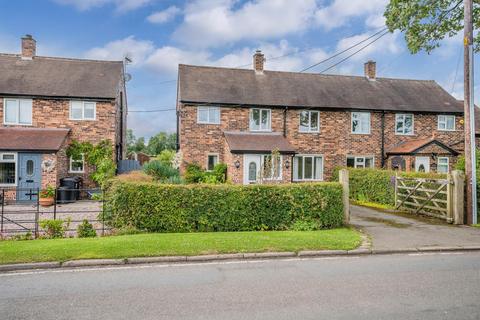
[0,35,127,200]
[177,50,468,184]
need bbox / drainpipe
[381,111,385,168]
[283,107,288,137]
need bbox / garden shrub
[40,218,70,238]
[77,220,97,238]
[143,160,180,182]
[332,167,447,207]
[185,163,228,184]
[105,181,344,232]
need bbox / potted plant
[39,186,55,207]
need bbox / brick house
[0,35,127,199]
[176,50,469,185]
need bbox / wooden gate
[395,172,464,224]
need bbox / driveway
[351,205,480,251]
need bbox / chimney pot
[364,60,376,80]
[253,50,265,74]
[21,34,36,59]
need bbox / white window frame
[69,101,97,121]
[351,112,371,134]
[299,110,320,133]
[69,154,85,173]
[206,153,219,171]
[197,106,220,124]
[346,156,375,169]
[3,98,33,125]
[437,157,449,173]
[0,152,17,187]
[249,108,271,132]
[437,115,455,131]
[293,154,324,182]
[395,113,414,135]
[261,154,282,180]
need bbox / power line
[299,27,387,73]
[319,30,390,74]
[128,108,176,113]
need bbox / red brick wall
[179,104,465,183]
[0,97,119,187]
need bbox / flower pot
[39,197,54,207]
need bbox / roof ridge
[179,64,436,83]
[0,53,123,64]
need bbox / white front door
[415,156,430,173]
[243,154,261,185]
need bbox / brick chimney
[21,34,36,59]
[364,60,376,80]
[253,50,265,74]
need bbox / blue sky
[0,0,477,139]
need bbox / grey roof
[0,54,123,99]
[224,132,296,154]
[178,64,463,113]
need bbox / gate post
[451,170,465,225]
[339,169,350,224]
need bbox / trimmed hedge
[104,181,345,232]
[332,168,446,207]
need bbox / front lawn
[0,228,361,265]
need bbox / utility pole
[464,0,477,224]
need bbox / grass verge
[0,228,361,265]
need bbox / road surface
[1,252,480,319]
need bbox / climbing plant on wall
[66,140,116,187]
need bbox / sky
[0,0,478,139]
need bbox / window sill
[293,179,323,182]
[350,132,371,135]
[249,129,272,133]
[3,123,33,126]
[298,130,320,134]
[68,171,85,174]
[437,129,456,132]
[395,133,415,136]
[69,119,97,121]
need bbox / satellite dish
[124,73,132,82]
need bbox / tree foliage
[126,129,176,155]
[384,0,480,54]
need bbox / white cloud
[145,47,212,74]
[85,36,155,65]
[173,0,317,48]
[53,0,153,12]
[315,0,388,30]
[147,6,181,24]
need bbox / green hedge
[332,168,446,207]
[104,182,345,232]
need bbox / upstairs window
[250,108,271,131]
[347,156,374,168]
[351,112,371,134]
[197,106,220,124]
[299,110,319,133]
[4,99,32,125]
[69,154,85,173]
[395,114,414,135]
[70,101,96,120]
[438,115,455,131]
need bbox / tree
[133,137,146,153]
[146,132,177,155]
[384,0,479,54]
[126,129,137,154]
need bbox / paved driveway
[351,205,480,251]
